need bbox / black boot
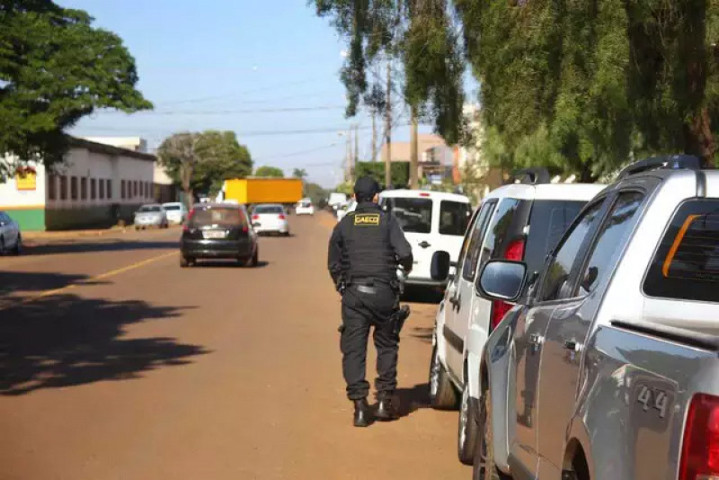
[376,396,398,421]
[353,398,372,427]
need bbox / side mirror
[476,260,527,302]
[431,250,451,281]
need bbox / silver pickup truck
[472,156,719,480]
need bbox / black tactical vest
[340,203,397,284]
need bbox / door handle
[418,241,431,248]
[529,333,544,346]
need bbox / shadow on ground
[401,285,444,304]
[0,293,206,396]
[25,239,179,256]
[394,383,431,418]
[407,326,433,344]
[0,271,107,296]
[189,260,269,269]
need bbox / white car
[0,211,22,255]
[379,190,471,287]
[336,199,357,223]
[427,171,605,465]
[251,204,290,236]
[295,199,315,216]
[162,202,187,225]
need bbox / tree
[0,1,152,177]
[158,131,252,206]
[255,166,284,178]
[304,181,328,207]
[292,168,308,179]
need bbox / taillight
[679,393,719,480]
[183,208,195,232]
[278,214,286,220]
[252,214,259,221]
[490,238,526,330]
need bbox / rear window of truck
[644,199,719,302]
[439,201,472,236]
[191,207,245,227]
[524,200,586,276]
[385,197,433,234]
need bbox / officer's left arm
[327,223,344,285]
[388,216,413,272]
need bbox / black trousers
[340,284,399,401]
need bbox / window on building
[48,175,57,200]
[147,182,152,198]
[134,181,138,197]
[80,177,87,200]
[90,178,96,200]
[71,176,78,200]
[107,179,112,200]
[140,181,144,197]
[121,180,126,199]
[60,176,68,200]
[99,178,105,199]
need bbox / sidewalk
[22,225,181,243]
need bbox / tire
[429,344,459,409]
[458,382,480,465]
[0,236,5,255]
[180,255,191,268]
[245,247,259,267]
[472,389,510,480]
[12,234,22,255]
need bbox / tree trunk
[410,108,419,189]
[686,107,716,168]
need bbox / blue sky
[59,0,440,188]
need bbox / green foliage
[334,181,354,195]
[456,0,719,179]
[0,1,152,177]
[355,160,409,188]
[292,168,308,179]
[304,182,328,207]
[254,165,284,178]
[158,131,252,205]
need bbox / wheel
[472,389,510,480]
[0,236,5,255]
[245,247,259,267]
[135,226,140,231]
[429,344,459,409]
[180,255,192,268]
[12,234,22,255]
[458,382,480,465]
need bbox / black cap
[353,176,380,201]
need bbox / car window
[439,201,472,236]
[138,205,161,212]
[254,205,283,214]
[644,198,719,302]
[462,201,497,281]
[387,197,432,234]
[524,200,586,277]
[539,200,605,302]
[478,198,523,267]
[191,207,243,227]
[164,205,181,211]
[578,192,644,295]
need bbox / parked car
[295,199,315,216]
[328,192,348,211]
[0,211,22,255]
[134,204,168,230]
[336,198,357,223]
[379,189,471,288]
[180,203,258,267]
[427,170,605,465]
[162,202,187,225]
[470,155,719,480]
[250,204,290,236]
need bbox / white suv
[379,189,472,287]
[427,170,605,465]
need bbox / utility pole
[371,111,377,162]
[345,128,352,182]
[384,61,392,188]
[410,107,419,189]
[353,123,359,179]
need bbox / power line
[155,78,324,106]
[253,142,339,162]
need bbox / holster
[389,305,411,336]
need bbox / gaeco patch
[354,213,380,226]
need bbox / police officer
[327,176,413,427]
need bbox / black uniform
[327,201,413,401]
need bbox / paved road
[0,214,468,480]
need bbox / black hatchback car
[180,203,258,267]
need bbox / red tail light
[252,214,259,221]
[490,238,526,330]
[183,208,195,232]
[242,225,249,233]
[278,214,286,220]
[679,393,719,480]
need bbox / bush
[355,161,409,189]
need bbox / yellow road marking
[7,251,177,308]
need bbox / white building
[0,137,156,231]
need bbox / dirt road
[0,214,469,479]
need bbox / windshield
[385,197,433,234]
[138,205,161,212]
[254,205,284,214]
[163,205,181,211]
[190,207,244,227]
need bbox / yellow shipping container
[223,178,303,205]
